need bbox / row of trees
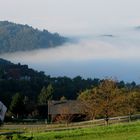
[8,84,54,119]
[6,79,140,123]
[78,79,140,125]
[1,58,139,110]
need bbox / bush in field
[0,134,33,140]
[13,134,33,140]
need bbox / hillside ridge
[0,21,67,53]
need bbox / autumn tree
[97,79,123,125]
[78,79,124,125]
[78,88,101,120]
[135,91,140,111]
[122,91,138,121]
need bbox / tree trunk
[128,111,132,122]
[16,113,19,119]
[105,110,109,125]
[105,116,109,125]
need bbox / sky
[0,0,140,35]
[0,0,140,82]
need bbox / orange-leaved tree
[78,79,124,125]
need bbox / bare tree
[55,106,73,126]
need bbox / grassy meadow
[25,121,140,140]
[1,121,140,140]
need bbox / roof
[48,100,83,115]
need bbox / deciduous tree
[10,93,24,118]
[55,106,73,126]
[38,84,53,104]
[78,88,101,120]
[78,79,124,125]
[97,79,123,125]
[122,91,138,121]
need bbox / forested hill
[0,58,45,80]
[0,58,12,65]
[0,21,67,53]
[0,58,137,109]
[0,58,101,107]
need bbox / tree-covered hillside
[0,58,101,107]
[0,58,139,120]
[0,21,67,53]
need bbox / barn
[48,100,85,123]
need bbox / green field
[28,121,140,140]
[1,121,140,140]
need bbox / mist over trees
[0,21,67,54]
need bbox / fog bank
[1,29,140,83]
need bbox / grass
[24,121,140,140]
[1,121,140,140]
